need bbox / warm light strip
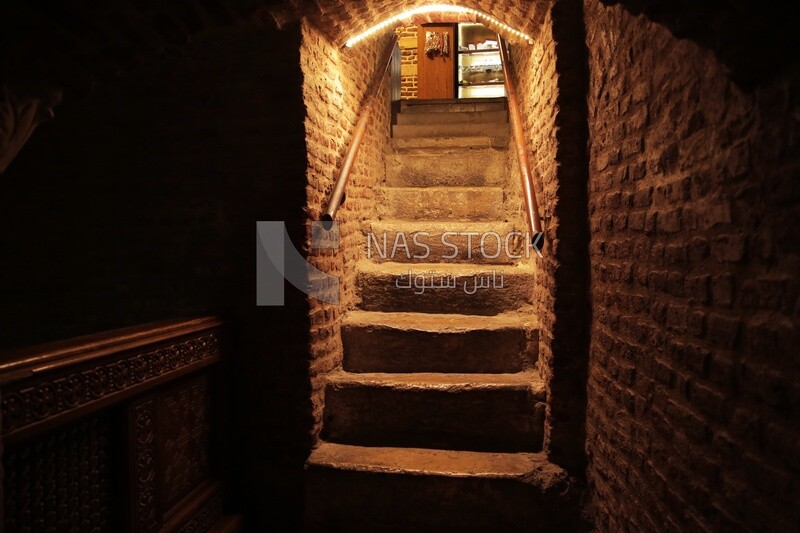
[344,4,533,47]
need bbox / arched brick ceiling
[281,0,554,46]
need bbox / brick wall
[510,1,592,474]
[508,8,560,457]
[0,20,313,530]
[395,25,418,100]
[584,1,800,530]
[300,23,393,442]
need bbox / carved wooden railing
[498,35,544,247]
[0,317,239,533]
[322,35,399,226]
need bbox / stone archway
[291,0,591,484]
[280,0,552,47]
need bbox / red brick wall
[395,25,418,100]
[510,1,592,474]
[584,2,800,530]
[300,22,393,442]
[509,9,562,458]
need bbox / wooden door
[417,24,455,99]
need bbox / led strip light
[344,4,533,47]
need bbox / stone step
[400,97,507,114]
[396,109,508,125]
[385,149,506,187]
[321,371,545,452]
[305,442,578,531]
[381,187,504,221]
[393,122,508,139]
[365,220,527,264]
[342,311,538,373]
[355,261,535,315]
[391,135,508,151]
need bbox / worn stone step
[321,371,545,452]
[355,261,535,315]
[305,442,578,531]
[342,311,538,373]
[391,135,508,151]
[396,109,508,125]
[393,122,508,139]
[385,149,506,187]
[400,97,507,114]
[381,187,504,221]
[365,220,526,264]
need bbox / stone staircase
[305,98,578,530]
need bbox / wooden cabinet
[0,317,240,532]
[415,23,506,100]
[457,23,506,99]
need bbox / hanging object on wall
[425,31,442,57]
[0,86,62,174]
[425,31,450,58]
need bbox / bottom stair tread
[308,442,558,479]
[305,442,580,531]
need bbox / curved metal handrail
[322,35,399,227]
[498,35,544,246]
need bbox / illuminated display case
[457,23,506,99]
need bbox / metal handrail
[498,35,544,245]
[322,35,399,227]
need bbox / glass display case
[457,23,505,99]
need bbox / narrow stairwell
[306,98,578,530]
